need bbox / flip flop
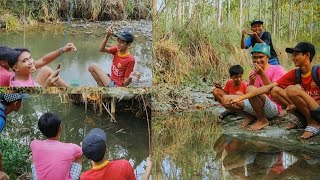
[287,112,307,129]
[219,110,236,120]
[304,126,320,138]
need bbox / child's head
[285,42,315,64]
[229,65,244,85]
[251,43,270,68]
[7,48,36,74]
[82,128,107,162]
[116,31,134,51]
[0,46,13,69]
[0,93,29,114]
[38,112,61,138]
[250,19,264,35]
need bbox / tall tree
[217,0,223,27]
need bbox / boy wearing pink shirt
[0,46,14,86]
[30,112,82,180]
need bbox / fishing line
[141,94,152,157]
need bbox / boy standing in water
[88,27,140,87]
[241,19,280,65]
[212,65,247,119]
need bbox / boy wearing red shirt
[80,128,136,180]
[88,27,140,87]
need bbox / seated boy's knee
[270,86,282,97]
[38,66,53,74]
[286,85,299,97]
[246,85,256,93]
[212,88,221,96]
[88,64,97,72]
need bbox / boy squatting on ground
[0,93,29,180]
[31,112,82,180]
[241,19,280,65]
[5,43,76,87]
[88,26,141,87]
[223,43,285,131]
[212,65,247,119]
[228,42,320,139]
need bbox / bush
[0,138,31,179]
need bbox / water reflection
[2,94,149,178]
[0,22,152,86]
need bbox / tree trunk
[272,0,275,34]
[288,0,291,42]
[259,0,262,19]
[227,0,230,25]
[177,0,182,24]
[217,0,223,27]
[310,1,313,42]
[188,0,193,20]
[240,0,243,29]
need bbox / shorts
[108,80,116,87]
[243,96,279,119]
[310,106,320,123]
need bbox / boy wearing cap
[0,46,14,86]
[241,19,280,65]
[30,112,82,180]
[225,43,285,130]
[88,26,140,87]
[228,42,320,138]
[81,128,136,180]
[0,93,29,180]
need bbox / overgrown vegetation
[0,0,151,30]
[153,0,320,87]
[0,138,31,180]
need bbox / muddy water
[3,94,149,179]
[153,112,320,179]
[0,20,152,87]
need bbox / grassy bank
[0,0,151,31]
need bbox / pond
[2,94,150,179]
[0,20,152,87]
[153,111,320,179]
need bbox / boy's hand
[253,63,263,75]
[242,29,248,36]
[0,171,9,180]
[44,69,60,87]
[213,82,222,89]
[106,26,113,37]
[62,43,77,52]
[129,72,142,81]
[249,73,256,85]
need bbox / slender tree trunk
[227,0,230,25]
[188,0,193,20]
[288,0,291,42]
[177,0,182,24]
[259,0,262,19]
[310,1,313,42]
[247,0,250,23]
[217,0,223,27]
[240,0,243,29]
[272,0,275,34]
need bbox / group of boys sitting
[212,42,320,139]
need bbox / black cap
[82,128,107,162]
[251,19,264,26]
[0,93,30,104]
[116,31,134,43]
[285,42,315,59]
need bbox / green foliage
[6,15,19,31]
[0,138,31,179]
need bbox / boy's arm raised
[99,27,113,53]
[34,43,77,69]
[227,82,278,104]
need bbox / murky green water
[3,94,149,179]
[0,21,152,86]
[154,112,320,180]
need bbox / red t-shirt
[276,68,320,101]
[80,160,136,180]
[109,46,135,86]
[223,79,247,95]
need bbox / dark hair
[229,65,244,76]
[7,48,30,68]
[38,112,61,138]
[0,46,13,61]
